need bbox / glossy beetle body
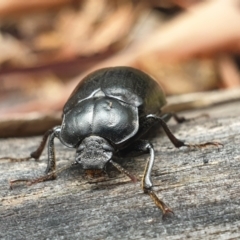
[61,67,166,148]
[7,66,221,215]
[57,67,167,171]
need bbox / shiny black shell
[60,67,166,147]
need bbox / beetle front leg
[9,127,62,187]
[0,128,55,162]
[141,142,173,216]
[118,140,173,216]
[44,126,61,175]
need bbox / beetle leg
[141,142,173,216]
[9,162,72,189]
[145,115,222,149]
[159,113,172,123]
[162,112,209,124]
[9,127,62,188]
[0,128,56,162]
[31,128,55,160]
[119,140,173,216]
[44,126,61,174]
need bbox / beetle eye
[77,144,85,153]
[102,144,114,152]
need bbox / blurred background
[0,0,240,137]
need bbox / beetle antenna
[109,160,138,183]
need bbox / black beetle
[4,66,221,215]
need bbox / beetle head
[76,136,114,170]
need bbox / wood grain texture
[0,102,240,240]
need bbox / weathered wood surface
[0,102,240,240]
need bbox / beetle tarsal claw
[185,141,223,149]
[9,163,72,188]
[27,173,57,186]
[0,156,33,162]
[146,189,173,216]
[9,179,29,189]
[9,173,57,189]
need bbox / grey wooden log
[0,102,240,240]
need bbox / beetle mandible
[4,66,221,215]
